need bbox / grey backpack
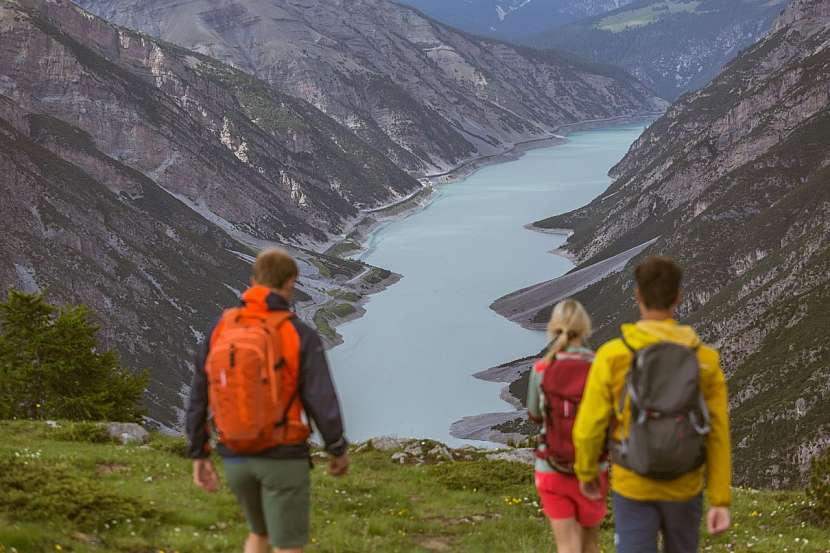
[610,336,710,480]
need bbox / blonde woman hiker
[526,299,608,553]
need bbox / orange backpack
[205,308,309,453]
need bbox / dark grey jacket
[185,291,348,459]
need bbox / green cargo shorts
[223,457,311,548]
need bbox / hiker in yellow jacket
[573,256,731,553]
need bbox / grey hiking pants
[613,492,703,553]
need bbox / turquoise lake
[329,125,646,445]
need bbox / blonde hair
[543,298,592,363]
[253,247,299,289]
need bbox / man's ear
[279,276,297,298]
[634,286,642,305]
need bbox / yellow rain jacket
[573,319,731,506]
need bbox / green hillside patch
[313,302,358,341]
[0,422,828,552]
[596,1,703,32]
[323,240,362,259]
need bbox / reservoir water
[329,125,646,445]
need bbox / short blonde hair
[253,248,298,289]
[543,298,592,363]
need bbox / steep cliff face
[1,0,420,245]
[76,0,666,174]
[0,0,412,427]
[396,0,637,39]
[529,0,789,100]
[518,0,830,487]
[0,106,250,427]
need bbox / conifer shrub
[807,447,830,525]
[0,453,154,530]
[0,291,148,422]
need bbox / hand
[193,458,219,492]
[707,506,731,535]
[579,479,602,501]
[328,453,349,477]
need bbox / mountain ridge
[526,0,789,100]
[395,0,638,39]
[490,0,830,487]
[76,0,667,174]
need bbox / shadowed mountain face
[395,0,637,39]
[2,0,421,245]
[76,0,666,174]
[0,0,416,427]
[0,101,252,427]
[511,0,830,487]
[527,0,789,100]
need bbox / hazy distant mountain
[527,0,789,100]
[77,0,665,175]
[500,0,830,487]
[0,0,413,426]
[395,0,637,39]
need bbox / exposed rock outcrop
[77,0,667,174]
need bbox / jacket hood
[620,319,701,349]
[241,285,291,312]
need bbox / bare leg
[581,525,601,553]
[244,533,269,553]
[550,518,583,553]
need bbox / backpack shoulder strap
[616,328,639,418]
[262,309,295,328]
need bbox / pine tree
[0,290,147,421]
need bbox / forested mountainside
[527,0,788,100]
[0,0,411,427]
[498,0,830,487]
[76,0,665,175]
[395,0,636,39]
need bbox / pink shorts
[534,470,609,527]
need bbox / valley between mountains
[0,0,662,430]
[1,0,828,492]
[474,0,830,488]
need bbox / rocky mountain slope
[527,0,789,100]
[76,0,666,174]
[396,0,637,39]
[0,0,413,427]
[494,0,830,488]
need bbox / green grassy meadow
[0,422,827,552]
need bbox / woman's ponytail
[542,299,592,364]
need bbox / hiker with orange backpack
[185,247,348,553]
[573,256,731,553]
[527,299,607,553]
